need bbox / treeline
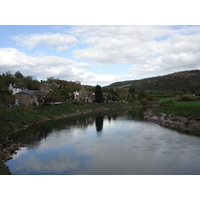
[108,70,200,95]
[0,71,93,104]
[5,70,195,106]
[0,71,42,90]
[0,71,160,106]
[101,86,157,105]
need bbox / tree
[128,86,136,94]
[5,71,12,77]
[95,85,104,103]
[137,90,153,105]
[15,71,23,79]
[0,90,14,107]
[139,98,148,106]
[137,90,148,100]
[115,88,127,100]
[107,93,112,101]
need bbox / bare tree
[79,88,88,101]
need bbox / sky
[1,25,200,86]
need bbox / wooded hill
[0,71,94,105]
[107,70,200,94]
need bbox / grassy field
[159,97,175,102]
[154,100,200,118]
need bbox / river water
[6,109,200,175]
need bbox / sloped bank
[144,109,200,134]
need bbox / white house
[8,83,27,95]
[73,91,80,100]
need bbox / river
[5,109,200,175]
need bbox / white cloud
[71,25,173,65]
[67,25,200,78]
[12,33,78,51]
[0,48,130,86]
[127,52,200,79]
[14,153,81,174]
[3,25,200,85]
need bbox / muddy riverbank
[144,109,200,135]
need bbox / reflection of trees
[10,109,146,147]
[10,122,59,145]
[95,115,104,132]
[127,109,145,121]
[75,116,94,128]
[10,115,96,145]
[112,114,118,121]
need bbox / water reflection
[6,109,200,175]
[95,115,104,132]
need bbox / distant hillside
[107,70,200,93]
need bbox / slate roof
[12,84,27,89]
[16,90,46,96]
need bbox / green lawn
[159,97,175,102]
[154,100,200,118]
[174,101,200,107]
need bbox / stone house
[15,90,47,106]
[8,83,27,95]
[73,89,95,102]
[40,84,53,94]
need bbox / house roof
[12,85,22,88]
[16,90,46,96]
[11,84,27,89]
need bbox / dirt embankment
[144,109,200,134]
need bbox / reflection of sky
[6,116,200,175]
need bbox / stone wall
[15,93,31,105]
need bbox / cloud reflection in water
[6,111,200,175]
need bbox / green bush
[71,101,84,105]
[128,97,135,103]
[140,98,148,105]
[176,95,198,101]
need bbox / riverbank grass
[0,102,139,136]
[153,101,200,118]
[0,101,141,174]
[0,153,10,175]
